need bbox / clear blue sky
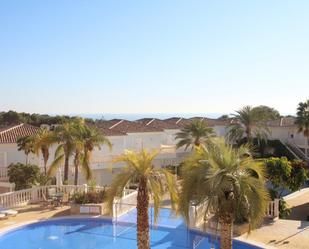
[0,1,308,116]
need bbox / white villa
[0,117,308,187]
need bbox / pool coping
[0,215,275,249]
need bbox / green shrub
[279,198,291,219]
[72,190,106,204]
[7,163,41,190]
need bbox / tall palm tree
[48,121,77,184]
[175,120,215,150]
[179,140,269,249]
[107,149,178,249]
[72,121,85,185]
[226,106,269,144]
[296,100,309,155]
[79,125,112,184]
[17,136,35,164]
[32,128,56,175]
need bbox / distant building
[0,117,308,185]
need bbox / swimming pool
[0,208,262,249]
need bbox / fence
[113,190,137,219]
[266,199,280,219]
[0,184,105,208]
[188,198,280,228]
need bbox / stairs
[284,140,309,163]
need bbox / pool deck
[0,204,72,230]
[236,219,309,249]
[284,187,309,221]
[1,203,309,249]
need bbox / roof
[90,121,127,136]
[94,119,162,135]
[161,117,231,129]
[267,117,297,127]
[137,118,179,130]
[94,116,235,135]
[0,123,39,143]
[109,120,162,133]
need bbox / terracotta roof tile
[0,123,39,143]
[109,120,162,133]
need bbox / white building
[0,116,308,186]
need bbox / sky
[0,1,308,116]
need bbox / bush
[265,157,308,218]
[279,198,291,219]
[7,163,41,190]
[72,190,106,204]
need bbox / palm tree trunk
[64,155,69,184]
[137,177,150,249]
[42,148,49,175]
[246,126,251,142]
[74,163,79,185]
[219,216,233,249]
[74,151,80,185]
[307,138,309,157]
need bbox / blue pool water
[0,208,262,249]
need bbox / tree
[7,163,41,190]
[32,128,56,175]
[226,106,270,144]
[17,136,35,164]
[1,110,24,125]
[48,120,112,185]
[179,140,269,249]
[253,105,280,121]
[107,149,177,249]
[80,125,111,185]
[289,160,308,192]
[48,121,77,183]
[265,157,307,198]
[175,120,215,150]
[265,157,307,218]
[265,157,291,198]
[296,100,309,152]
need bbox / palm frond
[48,154,64,176]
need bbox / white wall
[0,143,41,168]
[269,126,308,148]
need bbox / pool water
[0,208,262,249]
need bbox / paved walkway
[0,204,71,230]
[237,219,309,249]
[284,188,309,221]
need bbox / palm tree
[179,139,269,249]
[107,149,178,249]
[71,121,85,185]
[296,100,309,155]
[79,125,112,185]
[48,121,77,184]
[226,106,269,144]
[17,136,35,164]
[32,128,56,175]
[175,120,215,150]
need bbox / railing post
[274,199,279,218]
[188,205,196,228]
[31,187,39,203]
